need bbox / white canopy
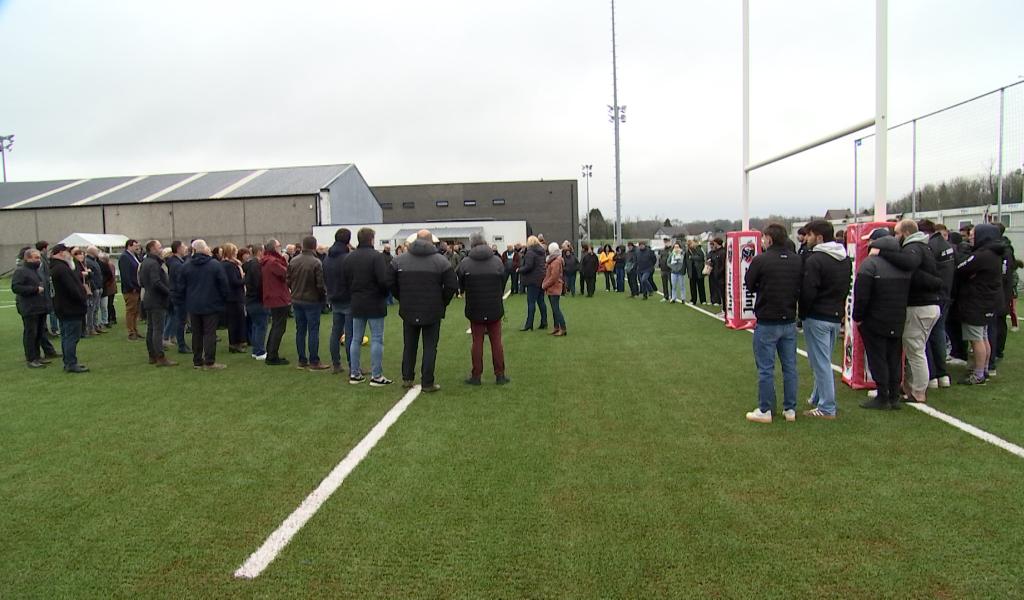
[59,232,129,249]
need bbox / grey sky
[1,0,1022,222]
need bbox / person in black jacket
[634,241,656,300]
[518,236,549,330]
[579,244,598,298]
[324,228,354,374]
[458,232,510,385]
[744,224,802,423]
[799,220,852,419]
[657,239,673,302]
[918,220,955,389]
[49,244,90,372]
[686,240,707,304]
[391,230,459,392]
[176,239,230,370]
[84,247,106,335]
[342,227,394,386]
[955,223,1006,385]
[562,245,579,297]
[854,230,912,410]
[220,243,247,355]
[165,241,191,354]
[987,222,1016,375]
[12,249,58,368]
[708,238,727,307]
[139,240,177,367]
[119,239,144,340]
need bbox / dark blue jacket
[166,254,186,295]
[176,253,229,315]
[118,251,142,293]
[323,242,351,306]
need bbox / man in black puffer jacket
[518,236,548,330]
[955,223,1006,385]
[176,240,229,370]
[324,228,354,374]
[987,222,1016,375]
[854,230,912,409]
[391,230,458,392]
[457,232,510,385]
[342,227,394,386]
[919,220,955,388]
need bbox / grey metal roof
[0,164,353,210]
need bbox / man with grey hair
[175,239,229,370]
[390,229,458,392]
[457,232,509,385]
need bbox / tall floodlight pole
[874,0,888,220]
[0,134,14,183]
[582,164,593,241]
[610,0,624,245]
[741,0,750,231]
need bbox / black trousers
[190,312,219,366]
[506,271,520,294]
[22,313,47,362]
[988,313,1008,368]
[266,306,289,360]
[860,326,902,404]
[146,308,167,359]
[225,301,246,346]
[946,303,966,360]
[107,295,117,323]
[402,320,441,386]
[627,270,639,296]
[660,272,671,298]
[581,273,596,297]
[688,273,707,304]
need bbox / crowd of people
[744,218,1018,424]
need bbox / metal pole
[911,119,917,216]
[853,139,859,225]
[997,87,1005,220]
[742,0,750,231]
[585,168,592,242]
[874,0,888,220]
[1,143,5,183]
[611,0,622,245]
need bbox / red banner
[841,221,890,389]
[725,231,762,330]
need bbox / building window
[492,198,506,206]
[380,202,393,210]
[464,199,477,207]
[999,214,1011,227]
[494,235,504,243]
[958,219,973,230]
[402,201,415,209]
[436,200,449,208]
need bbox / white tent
[59,233,129,250]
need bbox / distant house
[653,226,688,240]
[823,209,855,221]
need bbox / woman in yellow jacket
[598,244,616,292]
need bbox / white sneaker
[946,357,968,367]
[783,409,796,422]
[939,376,951,388]
[660,298,668,303]
[745,408,772,423]
[252,353,267,361]
[928,379,939,389]
[867,389,878,398]
[807,396,817,407]
[1012,326,1019,332]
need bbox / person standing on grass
[744,224,802,424]
[954,223,1006,386]
[519,236,549,331]
[118,239,143,341]
[458,232,510,385]
[177,240,229,371]
[49,244,89,373]
[391,230,459,392]
[84,247,107,334]
[658,239,673,302]
[543,242,568,336]
[343,227,394,386]
[99,252,118,327]
[503,244,520,295]
[562,244,579,297]
[288,236,329,371]
[165,240,190,354]
[987,222,1016,376]
[635,240,656,300]
[243,244,268,360]
[598,244,615,291]
[668,242,687,304]
[324,228,354,374]
[854,229,911,409]
[579,243,598,298]
[686,240,707,305]
[35,241,59,337]
[12,249,59,368]
[139,240,177,367]
[918,220,956,390]
[260,239,292,366]
[624,242,639,297]
[220,243,248,355]
[708,238,727,307]
[798,220,851,419]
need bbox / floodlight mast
[0,134,14,183]
[610,0,624,245]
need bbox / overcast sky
[1,0,1022,222]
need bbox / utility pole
[0,134,14,182]
[609,0,625,245]
[581,164,592,242]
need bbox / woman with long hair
[518,236,549,331]
[686,240,707,305]
[598,244,616,292]
[543,242,567,336]
[220,243,248,353]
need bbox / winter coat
[518,245,548,287]
[799,241,852,323]
[222,260,245,304]
[458,244,506,322]
[744,244,802,323]
[37,258,55,310]
[668,250,687,274]
[658,248,673,273]
[260,251,291,309]
[84,255,104,291]
[598,251,615,273]
[624,247,637,273]
[243,257,263,305]
[853,237,911,338]
[138,253,171,311]
[709,246,726,280]
[176,253,229,316]
[118,251,142,293]
[503,250,520,273]
[100,258,116,297]
[928,232,956,303]
[580,252,599,277]
[877,231,943,307]
[287,250,326,304]
[542,256,565,296]
[50,257,88,319]
[635,247,657,272]
[323,242,351,306]
[955,237,1006,326]
[11,263,49,316]
[343,244,393,319]
[391,238,458,325]
[166,255,186,295]
[563,252,579,274]
[686,247,706,276]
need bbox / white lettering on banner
[725,237,736,317]
[842,239,857,381]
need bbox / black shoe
[178,346,192,354]
[44,352,62,359]
[464,377,482,386]
[495,375,511,385]
[519,326,533,332]
[538,324,548,330]
[297,361,309,369]
[421,383,441,393]
[27,360,47,369]
[888,401,902,411]
[65,365,89,373]
[228,346,246,354]
[859,398,889,410]
[266,357,290,366]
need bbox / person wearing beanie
[542,242,567,336]
[954,223,1006,385]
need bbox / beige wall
[103,203,175,242]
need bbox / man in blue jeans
[287,236,329,370]
[49,244,90,373]
[343,227,394,386]
[324,228,354,374]
[798,220,852,419]
[744,224,803,423]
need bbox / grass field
[1,284,1023,598]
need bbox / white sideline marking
[233,386,423,579]
[680,300,1023,459]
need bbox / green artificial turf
[1,287,1022,598]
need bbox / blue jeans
[638,269,654,296]
[564,272,577,296]
[752,322,798,414]
[670,272,687,302]
[293,301,323,364]
[803,318,841,415]
[329,305,353,368]
[615,266,625,292]
[59,318,83,370]
[549,294,566,329]
[163,301,177,339]
[523,284,548,328]
[350,316,385,378]
[247,302,268,356]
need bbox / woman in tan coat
[542,242,567,336]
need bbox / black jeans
[402,320,441,386]
[627,269,639,296]
[507,271,519,294]
[60,318,83,370]
[146,308,167,359]
[860,326,902,404]
[190,312,219,366]
[581,273,596,297]
[225,301,246,347]
[689,273,707,304]
[988,313,1008,368]
[22,313,47,362]
[661,272,671,298]
[266,306,289,360]
[603,271,614,291]
[107,295,117,323]
[926,302,948,379]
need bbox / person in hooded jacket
[518,236,549,330]
[177,240,230,370]
[49,244,90,372]
[391,230,458,392]
[945,230,970,364]
[324,228,355,374]
[543,242,567,336]
[798,220,852,419]
[579,244,599,297]
[918,220,955,389]
[562,245,579,297]
[667,242,687,303]
[955,223,1006,385]
[854,229,912,410]
[458,233,510,385]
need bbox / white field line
[234,385,423,579]
[680,300,1024,459]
